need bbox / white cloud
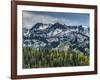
[22,11,88,29]
[22,11,70,29]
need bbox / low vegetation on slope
[23,47,89,68]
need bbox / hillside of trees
[23,47,89,68]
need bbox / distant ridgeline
[22,22,90,54]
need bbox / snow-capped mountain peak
[23,22,90,53]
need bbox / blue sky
[22,10,89,29]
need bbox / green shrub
[23,48,89,68]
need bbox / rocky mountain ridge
[23,22,90,54]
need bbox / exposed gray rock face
[23,22,89,53]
